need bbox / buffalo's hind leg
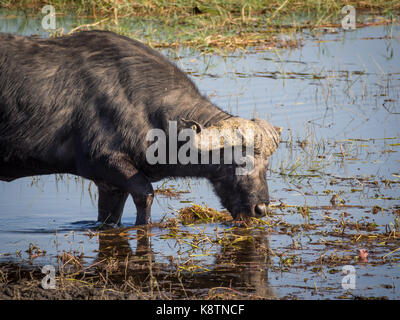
[96,182,129,226]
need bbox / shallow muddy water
[1,12,399,299]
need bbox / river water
[0,11,399,299]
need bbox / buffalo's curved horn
[192,117,282,158]
[253,118,282,157]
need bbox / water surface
[0,12,399,299]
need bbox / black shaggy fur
[0,30,271,225]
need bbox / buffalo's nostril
[254,203,268,217]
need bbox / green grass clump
[3,1,399,19]
[1,1,399,52]
[178,204,231,225]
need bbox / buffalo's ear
[180,119,203,133]
[274,126,283,137]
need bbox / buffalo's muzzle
[254,203,268,217]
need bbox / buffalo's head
[187,117,282,219]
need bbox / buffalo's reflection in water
[94,226,277,299]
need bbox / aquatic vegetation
[1,1,399,52]
[178,204,232,225]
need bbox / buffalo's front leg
[85,154,154,225]
[96,182,128,225]
[128,173,154,225]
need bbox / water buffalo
[0,30,281,226]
